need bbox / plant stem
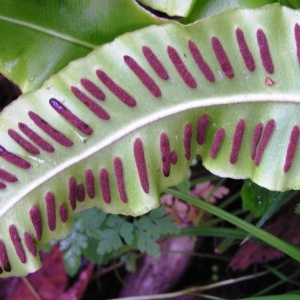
[21,277,42,300]
[165,187,300,263]
[111,270,268,300]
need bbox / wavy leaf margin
[0,4,300,276]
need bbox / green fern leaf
[1,3,300,277]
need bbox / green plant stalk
[263,264,300,287]
[181,226,251,240]
[218,191,241,209]
[215,238,236,254]
[255,191,296,228]
[251,273,299,297]
[165,188,300,263]
[214,211,255,252]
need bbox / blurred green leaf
[241,180,285,218]
[176,179,191,194]
[0,0,166,92]
[182,0,278,23]
[278,0,300,8]
[122,252,139,273]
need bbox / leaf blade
[0,0,165,91]
[1,3,300,276]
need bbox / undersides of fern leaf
[0,3,300,277]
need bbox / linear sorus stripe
[133,138,149,193]
[254,119,276,166]
[59,204,68,223]
[28,111,73,147]
[124,55,161,97]
[170,151,178,164]
[9,225,26,263]
[8,129,40,155]
[211,37,234,79]
[197,114,210,145]
[210,128,225,158]
[96,70,137,107]
[235,28,255,72]
[114,157,128,203]
[230,119,246,164]
[24,232,37,256]
[295,24,300,65]
[284,125,300,172]
[99,168,111,203]
[167,45,197,88]
[76,184,85,202]
[251,122,263,160]
[49,98,93,135]
[29,205,42,241]
[0,169,18,182]
[71,86,110,120]
[19,123,54,153]
[68,177,77,210]
[160,133,171,176]
[45,192,56,231]
[0,145,31,169]
[85,169,95,199]
[257,29,274,74]
[142,46,169,80]
[0,239,10,272]
[188,40,215,82]
[183,123,193,160]
[81,78,105,101]
[0,183,6,189]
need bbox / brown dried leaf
[230,198,300,271]
[0,245,93,300]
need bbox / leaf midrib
[0,15,97,49]
[3,92,300,215]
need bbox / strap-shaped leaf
[0,0,165,92]
[182,0,279,24]
[0,3,300,276]
[137,0,197,17]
